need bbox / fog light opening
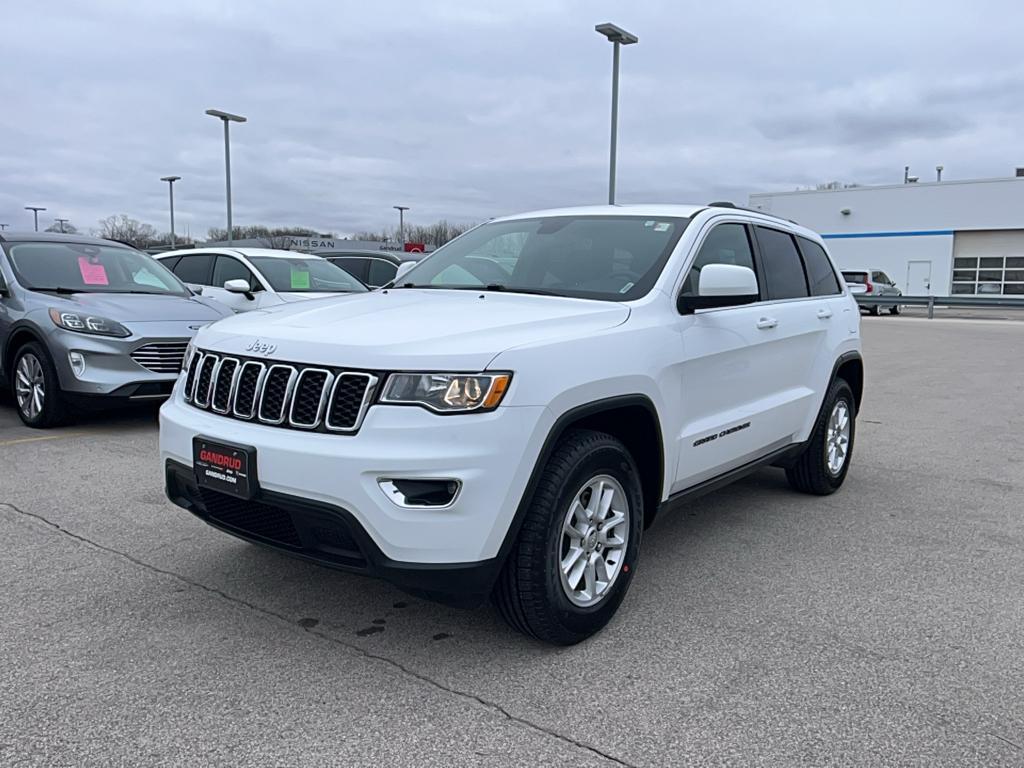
[68,351,86,378]
[379,478,461,508]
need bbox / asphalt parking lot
[2,316,1022,767]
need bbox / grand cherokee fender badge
[693,421,751,448]
[245,339,277,356]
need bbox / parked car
[0,232,232,428]
[155,248,366,312]
[160,203,863,644]
[320,250,425,288]
[842,269,902,315]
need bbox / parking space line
[0,432,85,447]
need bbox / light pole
[393,205,409,245]
[205,109,247,243]
[160,175,181,247]
[54,218,69,233]
[25,206,46,232]
[0,224,8,231]
[595,23,638,205]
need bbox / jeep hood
[196,288,630,370]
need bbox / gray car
[0,232,232,428]
[842,269,903,315]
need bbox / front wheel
[868,304,881,316]
[493,429,643,645]
[12,342,68,428]
[889,303,901,315]
[785,378,856,495]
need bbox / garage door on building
[952,230,1024,295]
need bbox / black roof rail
[705,201,800,226]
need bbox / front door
[906,260,932,295]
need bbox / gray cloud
[2,0,1022,237]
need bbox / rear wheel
[12,342,68,428]
[889,303,901,315]
[786,378,855,495]
[493,429,643,645]
[868,304,880,316]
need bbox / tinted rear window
[755,227,808,300]
[842,272,868,284]
[797,237,842,296]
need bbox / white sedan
[155,248,366,312]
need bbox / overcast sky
[2,0,1022,238]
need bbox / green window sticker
[290,266,311,290]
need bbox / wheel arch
[496,394,665,577]
[833,351,864,412]
[2,323,47,380]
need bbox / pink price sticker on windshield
[78,257,109,285]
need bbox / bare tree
[97,214,159,248]
[45,221,79,234]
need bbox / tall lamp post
[595,23,638,205]
[0,224,9,230]
[205,109,247,244]
[54,218,69,233]
[160,176,181,247]
[393,205,409,246]
[25,206,46,232]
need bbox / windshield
[842,272,868,284]
[248,257,368,293]
[5,242,189,296]
[396,215,689,301]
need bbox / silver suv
[0,232,231,427]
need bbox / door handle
[756,317,778,330]
[817,308,833,319]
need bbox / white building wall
[749,176,1024,296]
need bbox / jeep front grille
[130,341,190,374]
[183,350,377,434]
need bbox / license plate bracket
[193,437,257,500]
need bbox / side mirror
[224,279,254,300]
[394,261,417,283]
[185,282,204,295]
[677,264,759,314]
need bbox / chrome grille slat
[211,358,240,414]
[258,365,298,425]
[131,341,190,374]
[232,361,266,419]
[325,373,377,432]
[185,350,376,434]
[288,368,334,429]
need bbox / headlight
[48,308,130,338]
[381,372,511,413]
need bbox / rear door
[673,221,787,490]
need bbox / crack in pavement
[0,501,637,768]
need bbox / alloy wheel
[15,353,46,421]
[825,400,851,475]
[558,474,630,607]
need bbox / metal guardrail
[855,294,1024,318]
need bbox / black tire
[493,429,644,645]
[11,341,68,428]
[868,305,880,316]
[786,378,855,495]
[889,303,901,315]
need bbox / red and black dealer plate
[193,437,257,500]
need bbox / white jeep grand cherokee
[160,204,862,644]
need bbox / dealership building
[748,171,1024,296]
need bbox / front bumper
[159,394,551,599]
[48,322,198,398]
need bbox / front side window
[396,215,690,301]
[248,257,367,293]
[681,223,757,296]
[756,227,809,300]
[171,254,214,285]
[212,256,260,291]
[328,257,369,283]
[366,259,398,287]
[797,237,842,296]
[5,242,188,296]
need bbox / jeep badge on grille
[245,339,277,356]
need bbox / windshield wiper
[32,286,89,295]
